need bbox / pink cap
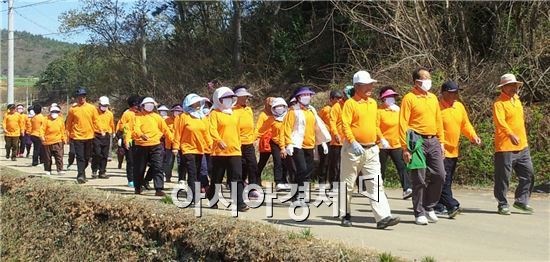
[380,89,399,99]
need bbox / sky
[0,0,138,44]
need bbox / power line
[0,0,64,12]
[14,9,56,34]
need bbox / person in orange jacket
[163,104,183,183]
[377,86,412,199]
[3,104,24,161]
[492,74,535,215]
[206,87,248,211]
[16,104,28,157]
[66,88,99,184]
[28,104,46,166]
[91,96,115,179]
[131,97,173,196]
[115,95,141,188]
[255,97,274,183]
[40,105,67,176]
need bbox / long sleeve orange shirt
[93,109,115,134]
[209,110,242,156]
[319,105,331,127]
[399,87,444,149]
[341,95,383,145]
[329,102,344,146]
[66,102,98,140]
[255,111,273,153]
[493,93,528,152]
[279,106,316,150]
[234,105,255,145]
[132,112,173,147]
[19,114,29,133]
[29,114,46,137]
[163,116,176,150]
[377,107,401,149]
[440,101,477,158]
[172,113,212,154]
[41,116,67,145]
[2,112,24,137]
[257,115,287,146]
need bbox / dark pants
[44,142,64,172]
[410,137,446,217]
[327,145,342,185]
[163,149,175,181]
[269,140,287,184]
[68,141,76,166]
[380,148,411,191]
[257,152,271,179]
[316,144,329,183]
[92,133,111,175]
[133,144,164,192]
[30,135,44,166]
[199,154,210,187]
[206,156,245,208]
[494,148,534,208]
[124,146,134,182]
[5,136,19,159]
[436,158,460,210]
[180,154,203,199]
[73,139,93,179]
[241,144,259,185]
[291,148,315,188]
[18,135,25,155]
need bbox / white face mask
[51,113,59,119]
[222,98,234,108]
[173,111,182,117]
[143,104,155,112]
[419,79,432,91]
[159,111,168,117]
[17,108,23,113]
[384,97,396,106]
[99,106,108,112]
[299,96,311,106]
[273,106,286,116]
[202,108,211,116]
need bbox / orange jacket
[493,93,528,152]
[441,100,477,158]
[66,102,98,140]
[29,114,46,137]
[93,109,115,134]
[279,106,316,150]
[41,116,67,145]
[341,95,383,145]
[255,111,272,153]
[377,107,400,149]
[173,113,212,154]
[132,111,173,147]
[209,109,242,156]
[329,102,344,146]
[2,112,24,137]
[234,105,255,145]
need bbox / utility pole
[7,0,15,104]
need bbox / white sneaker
[44,171,51,176]
[276,184,286,191]
[402,188,413,199]
[415,216,429,225]
[283,183,291,190]
[427,211,439,223]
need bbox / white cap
[98,96,110,105]
[234,87,253,97]
[353,70,377,85]
[51,103,58,107]
[271,97,287,109]
[140,97,156,106]
[157,105,169,111]
[50,106,61,112]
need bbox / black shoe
[11,157,16,161]
[448,206,461,218]
[377,216,400,229]
[210,204,219,209]
[143,182,152,190]
[238,205,250,212]
[98,173,109,179]
[155,191,166,197]
[166,178,172,183]
[135,188,142,195]
[341,214,352,227]
[76,177,86,184]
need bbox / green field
[0,76,38,87]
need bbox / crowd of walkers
[2,68,535,228]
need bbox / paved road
[1,142,549,261]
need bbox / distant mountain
[0,30,78,77]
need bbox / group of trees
[34,0,549,181]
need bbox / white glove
[351,141,365,156]
[321,142,329,155]
[380,138,390,149]
[117,138,122,147]
[286,145,294,156]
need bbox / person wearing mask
[116,95,141,188]
[131,97,173,196]
[173,94,212,202]
[233,86,260,198]
[492,74,535,215]
[255,97,274,185]
[257,97,291,191]
[377,86,412,199]
[15,104,28,158]
[399,67,445,225]
[40,105,67,176]
[339,70,400,229]
[66,88,99,184]
[206,87,248,211]
[91,96,115,179]
[28,104,46,166]
[163,104,183,183]
[3,104,25,161]
[279,87,331,203]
